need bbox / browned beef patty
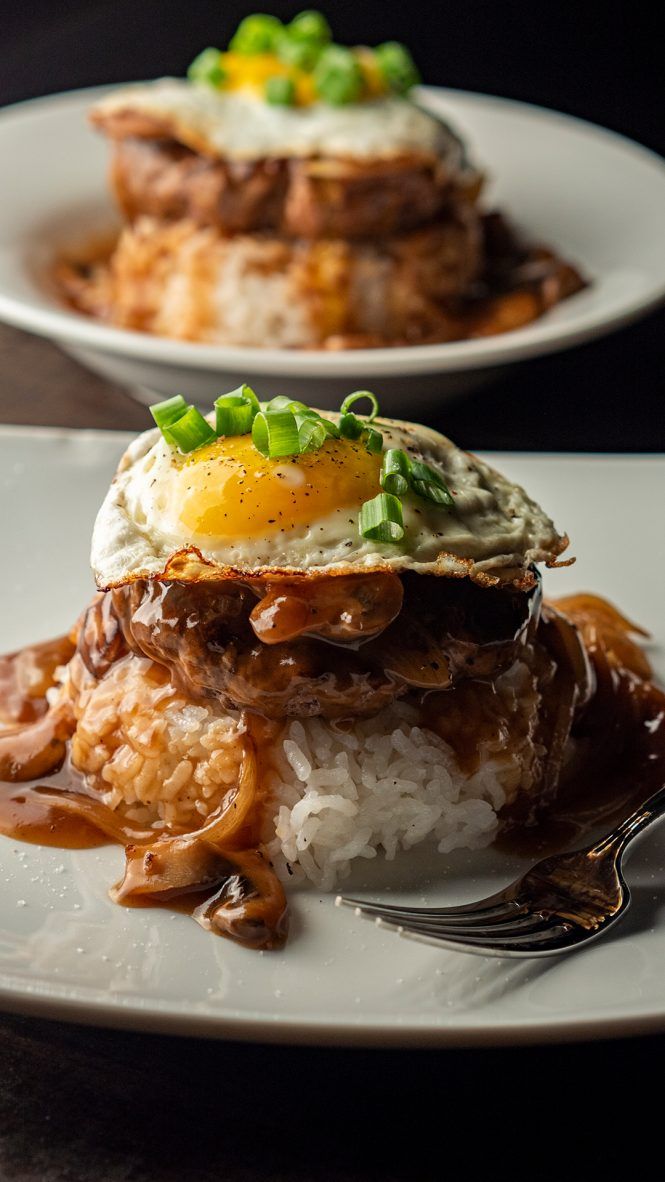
[108,136,477,239]
[79,573,540,721]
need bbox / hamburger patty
[108,135,479,240]
[78,573,540,721]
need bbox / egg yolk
[174,434,382,540]
[218,51,388,106]
[221,52,317,105]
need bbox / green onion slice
[381,448,410,495]
[150,395,188,433]
[187,47,226,87]
[298,416,329,453]
[287,10,332,46]
[322,417,341,439]
[374,41,420,94]
[232,382,260,410]
[252,410,301,458]
[229,13,284,55]
[289,402,340,434]
[263,395,294,413]
[359,493,405,543]
[287,400,319,418]
[339,412,364,440]
[276,34,321,71]
[162,406,216,454]
[409,460,455,507]
[313,45,363,105]
[363,427,383,454]
[297,414,340,441]
[339,390,379,421]
[214,384,259,436]
[265,75,297,105]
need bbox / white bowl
[0,83,664,411]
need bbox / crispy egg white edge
[90,417,568,589]
[91,79,463,163]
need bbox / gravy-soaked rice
[57,648,544,887]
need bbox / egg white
[91,416,568,589]
[92,79,462,163]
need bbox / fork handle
[592,784,665,858]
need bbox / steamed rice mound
[57,644,547,889]
[60,214,480,348]
[63,653,246,831]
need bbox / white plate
[0,426,664,1045]
[0,86,664,409]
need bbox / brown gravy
[500,678,665,856]
[0,594,663,950]
[0,636,288,950]
[0,635,75,725]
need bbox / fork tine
[385,912,575,954]
[336,895,528,931]
[340,891,573,943]
[337,893,519,923]
[397,917,577,958]
[371,909,549,939]
[371,909,560,942]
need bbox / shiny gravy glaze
[0,589,663,950]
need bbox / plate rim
[3,971,665,1048]
[0,83,664,375]
[1,426,664,1046]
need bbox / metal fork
[336,786,665,957]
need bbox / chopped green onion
[288,400,319,418]
[313,45,363,105]
[363,427,383,454]
[381,449,410,495]
[252,410,300,458]
[409,460,455,507]
[297,413,339,439]
[252,397,340,455]
[294,408,340,451]
[277,9,330,68]
[276,34,321,71]
[215,384,259,436]
[265,75,297,105]
[187,47,226,87]
[150,394,188,433]
[272,400,339,434]
[298,416,330,453]
[339,412,364,440]
[229,13,284,55]
[320,417,340,439]
[264,395,295,413]
[288,10,332,45]
[162,405,216,454]
[340,390,379,421]
[359,493,405,543]
[375,41,420,94]
[150,395,215,454]
[234,382,260,410]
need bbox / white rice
[61,651,543,890]
[59,215,479,348]
[264,701,519,890]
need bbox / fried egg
[91,415,569,589]
[91,79,462,163]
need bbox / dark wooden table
[1,320,663,1181]
[1,309,665,450]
